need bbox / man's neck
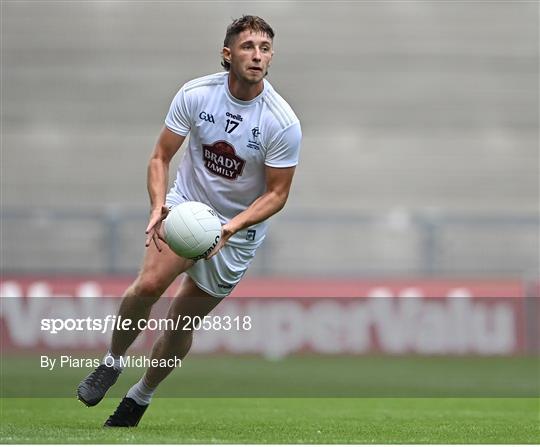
[227,73,264,101]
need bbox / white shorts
[186,243,256,298]
[166,189,257,299]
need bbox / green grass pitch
[1,397,538,443]
[1,355,538,443]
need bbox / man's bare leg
[110,243,193,357]
[143,275,220,388]
[77,242,192,407]
[104,275,221,427]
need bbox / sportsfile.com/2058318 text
[40,315,252,334]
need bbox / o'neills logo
[202,141,245,180]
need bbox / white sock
[126,377,156,406]
[102,351,124,371]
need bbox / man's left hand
[205,223,235,260]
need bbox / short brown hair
[222,15,275,71]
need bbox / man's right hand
[145,205,170,251]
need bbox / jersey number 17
[225,119,240,133]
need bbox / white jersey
[164,72,302,247]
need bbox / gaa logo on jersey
[202,141,246,180]
[199,111,215,123]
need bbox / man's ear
[222,47,231,64]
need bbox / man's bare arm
[206,165,296,258]
[145,126,186,250]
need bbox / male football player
[77,15,301,427]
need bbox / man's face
[223,30,274,84]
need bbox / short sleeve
[264,121,302,168]
[164,86,192,136]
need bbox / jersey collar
[224,73,267,107]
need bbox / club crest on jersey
[247,127,261,150]
[202,141,246,180]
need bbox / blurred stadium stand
[2,1,538,277]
